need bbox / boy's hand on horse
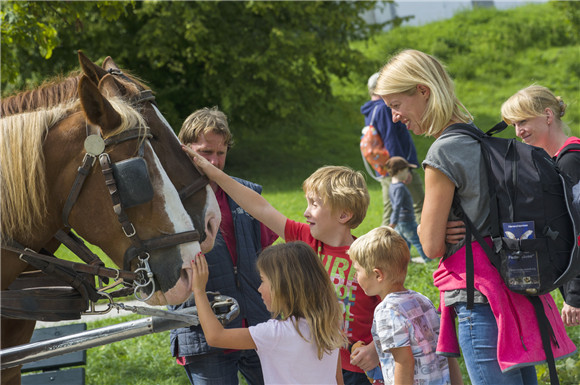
[182,144,219,179]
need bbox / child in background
[385,156,429,263]
[191,241,346,384]
[349,226,463,385]
[184,143,381,385]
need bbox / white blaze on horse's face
[151,105,220,252]
[142,142,199,306]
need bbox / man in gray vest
[170,107,277,385]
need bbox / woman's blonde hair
[302,166,369,229]
[374,49,472,137]
[501,85,570,133]
[256,241,346,359]
[348,226,410,285]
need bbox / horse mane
[1,72,82,117]
[1,73,149,243]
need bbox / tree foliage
[1,1,391,132]
[1,1,131,86]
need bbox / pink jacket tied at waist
[433,239,576,372]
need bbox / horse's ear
[98,73,127,98]
[78,50,108,86]
[102,56,120,71]
[79,75,122,133]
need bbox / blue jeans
[395,221,428,261]
[183,349,264,385]
[454,303,538,385]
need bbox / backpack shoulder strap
[370,105,379,126]
[441,122,484,141]
[485,121,508,136]
[556,143,580,162]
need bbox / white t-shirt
[249,316,339,384]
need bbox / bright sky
[365,0,548,28]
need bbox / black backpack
[443,122,580,385]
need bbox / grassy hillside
[226,1,579,190]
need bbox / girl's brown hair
[257,241,346,359]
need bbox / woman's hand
[445,220,466,244]
[561,302,580,327]
[191,253,209,294]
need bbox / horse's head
[77,52,219,254]
[47,75,219,306]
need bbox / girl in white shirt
[190,241,346,385]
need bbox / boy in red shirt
[184,145,380,385]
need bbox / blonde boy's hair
[348,226,410,285]
[178,106,234,149]
[501,85,570,133]
[257,241,346,359]
[374,49,472,137]
[302,166,370,229]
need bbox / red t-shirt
[284,219,381,373]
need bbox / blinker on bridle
[60,93,206,301]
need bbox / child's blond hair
[257,241,346,359]
[348,226,410,285]
[302,165,370,229]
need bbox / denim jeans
[454,303,538,385]
[183,349,264,385]
[380,170,424,226]
[395,221,428,261]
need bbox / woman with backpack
[373,49,576,385]
[501,85,580,327]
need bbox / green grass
[68,180,577,384]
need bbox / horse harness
[1,89,210,321]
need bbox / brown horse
[0,52,220,384]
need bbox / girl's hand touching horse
[191,253,209,294]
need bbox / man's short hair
[302,166,369,229]
[348,226,410,285]
[178,106,234,149]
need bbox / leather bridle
[3,88,209,305]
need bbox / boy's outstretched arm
[182,145,287,239]
[191,254,257,350]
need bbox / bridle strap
[2,244,137,281]
[123,230,201,271]
[54,229,104,267]
[104,129,152,147]
[179,176,210,200]
[61,124,102,228]
[98,152,149,253]
[61,153,96,228]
